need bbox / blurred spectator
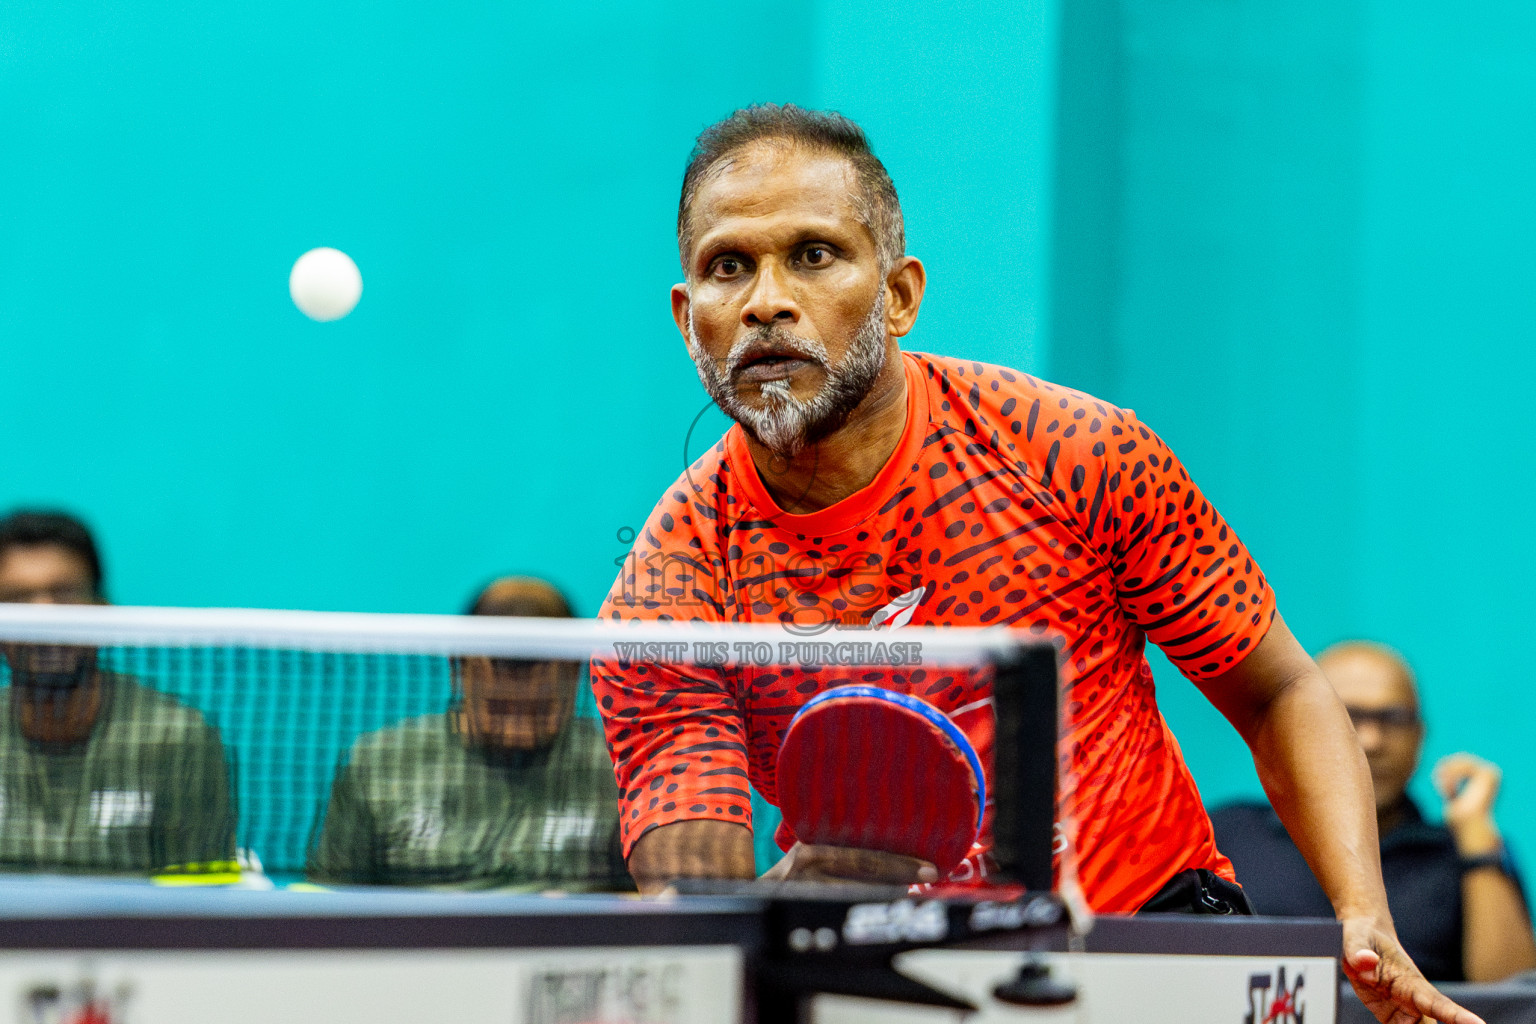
[0,510,236,877]
[307,577,629,890]
[1212,640,1536,981]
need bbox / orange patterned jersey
[594,351,1276,912]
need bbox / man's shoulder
[905,351,1142,468]
[906,352,1127,426]
[345,713,455,764]
[106,678,221,741]
[557,715,617,762]
[549,717,621,796]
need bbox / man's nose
[740,260,799,327]
[1355,720,1384,753]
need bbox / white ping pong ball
[289,247,362,321]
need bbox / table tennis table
[0,875,1352,1024]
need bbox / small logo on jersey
[1245,966,1305,1024]
[89,791,152,830]
[540,812,598,852]
[869,586,927,630]
[399,806,444,851]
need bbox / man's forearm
[627,819,755,894]
[1242,671,1389,921]
[1462,867,1536,981]
[1453,811,1536,980]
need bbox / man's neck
[1376,795,1413,837]
[745,350,908,514]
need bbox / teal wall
[10,0,1535,880]
[0,1,1056,873]
[0,0,1054,621]
[1052,2,1536,858]
[2,0,809,616]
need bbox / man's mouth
[740,356,811,384]
[482,698,554,717]
[734,346,819,385]
[12,645,90,678]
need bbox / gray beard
[687,293,888,457]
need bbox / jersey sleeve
[1105,410,1276,679]
[592,488,752,858]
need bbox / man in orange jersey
[593,105,1479,1024]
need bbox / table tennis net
[0,606,1055,891]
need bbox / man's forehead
[688,144,864,243]
[476,578,565,617]
[0,544,91,582]
[1320,647,1418,707]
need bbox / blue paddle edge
[789,684,987,834]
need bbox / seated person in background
[307,577,630,890]
[0,510,236,877]
[1212,640,1536,982]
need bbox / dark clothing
[1141,867,1256,915]
[1211,798,1523,982]
[307,714,630,891]
[0,676,236,876]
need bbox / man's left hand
[1342,915,1485,1024]
[760,842,938,885]
[1434,753,1504,856]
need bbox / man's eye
[802,246,832,267]
[712,258,743,277]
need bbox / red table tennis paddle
[775,685,986,877]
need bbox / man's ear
[671,283,692,347]
[884,256,927,339]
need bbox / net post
[989,642,1058,891]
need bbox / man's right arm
[600,496,940,891]
[628,820,755,893]
[628,821,938,892]
[1462,859,1536,982]
[596,500,755,872]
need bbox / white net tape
[0,604,1020,665]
